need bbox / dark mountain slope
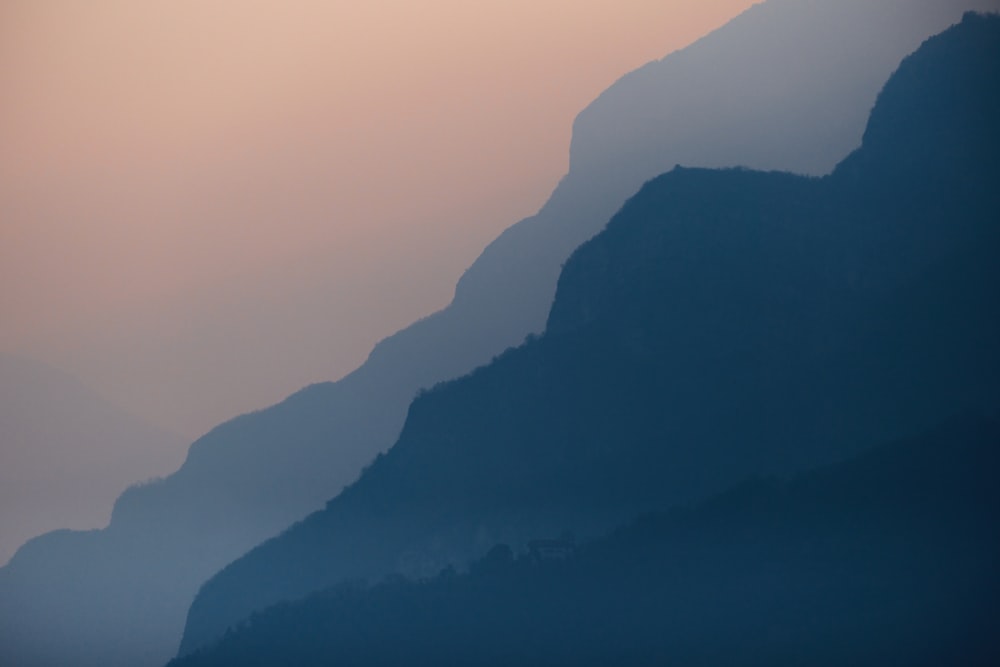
[6,3,985,666]
[170,414,1000,667]
[178,13,1000,655]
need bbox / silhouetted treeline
[170,414,1000,666]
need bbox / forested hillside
[179,13,1000,656]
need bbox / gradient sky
[1,1,758,439]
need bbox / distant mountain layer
[177,12,1000,656]
[2,2,997,666]
[169,414,1000,666]
[0,355,183,565]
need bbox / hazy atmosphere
[2,2,998,666]
[1,0,756,440]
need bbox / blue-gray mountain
[0,355,183,565]
[170,413,1000,666]
[177,12,1000,658]
[2,2,998,666]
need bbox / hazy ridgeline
[176,12,1000,658]
[0,355,183,566]
[2,2,999,666]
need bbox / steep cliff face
[177,13,1000,656]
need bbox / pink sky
[0,1,758,439]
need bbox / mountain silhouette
[176,12,1000,656]
[168,414,1000,666]
[2,2,997,666]
[0,354,183,565]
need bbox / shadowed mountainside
[0,355,183,565]
[177,13,1000,656]
[170,414,1000,667]
[2,2,998,666]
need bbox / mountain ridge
[3,3,997,666]
[177,12,1000,655]
[168,412,1000,666]
[0,354,183,566]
